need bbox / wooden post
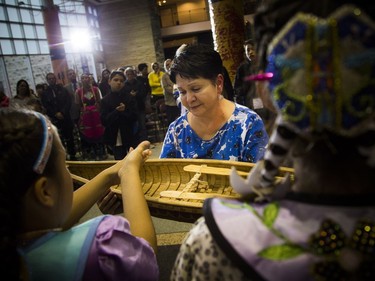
[208,0,245,82]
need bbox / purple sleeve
[83,216,159,281]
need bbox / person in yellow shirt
[148,62,164,105]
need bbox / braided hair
[0,108,57,280]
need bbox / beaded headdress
[231,5,375,199]
[266,5,375,136]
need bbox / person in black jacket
[234,39,275,133]
[100,70,138,160]
[41,72,76,160]
[233,39,256,108]
[124,67,148,143]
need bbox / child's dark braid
[0,108,44,280]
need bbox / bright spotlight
[69,29,92,52]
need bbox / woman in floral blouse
[170,1,375,280]
[160,43,268,163]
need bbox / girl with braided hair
[171,1,375,280]
[0,108,158,280]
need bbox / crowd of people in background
[0,39,278,162]
[0,61,184,161]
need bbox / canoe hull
[67,158,293,222]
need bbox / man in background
[42,72,76,160]
[65,69,80,125]
[234,39,275,132]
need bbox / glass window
[61,27,70,41]
[93,8,97,17]
[5,0,17,5]
[99,43,103,52]
[59,13,67,25]
[15,40,26,54]
[75,3,85,14]
[20,9,33,23]
[66,14,77,26]
[27,40,39,54]
[24,25,36,38]
[88,6,92,14]
[0,23,10,38]
[39,40,49,54]
[0,6,7,21]
[77,14,87,27]
[64,41,73,54]
[10,24,23,38]
[30,0,42,6]
[7,7,20,22]
[36,25,46,39]
[32,10,43,24]
[0,40,14,55]
[95,20,99,28]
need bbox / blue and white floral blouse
[160,103,268,162]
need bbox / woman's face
[102,70,110,79]
[176,74,223,117]
[164,60,172,73]
[109,74,125,92]
[81,74,91,86]
[152,63,159,72]
[125,69,136,81]
[18,81,28,94]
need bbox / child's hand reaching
[97,141,152,214]
[119,141,152,178]
[104,141,151,186]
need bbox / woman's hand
[96,141,152,214]
[97,188,123,214]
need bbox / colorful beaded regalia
[267,5,374,135]
[230,5,375,198]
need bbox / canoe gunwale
[68,158,294,222]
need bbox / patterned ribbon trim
[33,112,53,174]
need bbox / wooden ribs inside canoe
[67,159,294,222]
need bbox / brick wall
[98,0,165,72]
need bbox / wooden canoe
[67,159,294,222]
